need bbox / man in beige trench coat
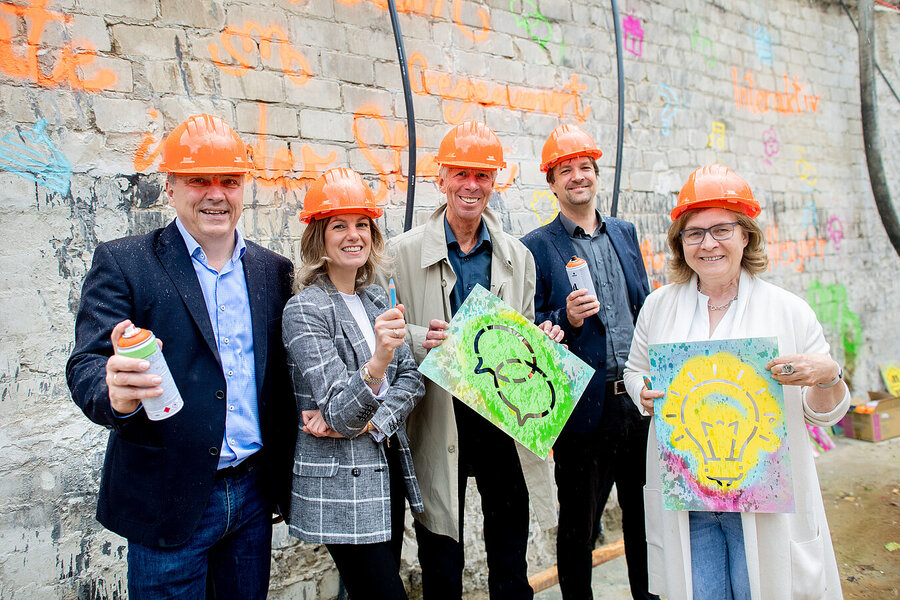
[386,121,556,600]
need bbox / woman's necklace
[698,280,738,311]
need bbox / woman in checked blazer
[283,168,424,600]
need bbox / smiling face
[323,214,372,279]
[682,207,749,286]
[166,173,244,248]
[547,156,598,213]
[438,166,496,230]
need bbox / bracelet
[362,364,386,385]
[816,365,843,389]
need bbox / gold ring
[113,373,120,386]
[394,329,401,338]
[782,363,794,375]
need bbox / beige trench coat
[383,204,557,541]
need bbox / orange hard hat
[299,168,383,224]
[671,164,761,221]
[159,114,253,174]
[540,124,602,172]
[435,121,506,170]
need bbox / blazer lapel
[156,222,221,364]
[546,214,579,265]
[322,279,372,371]
[242,244,268,398]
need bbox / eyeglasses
[680,222,739,245]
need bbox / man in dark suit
[66,114,295,599]
[521,124,656,600]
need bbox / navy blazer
[66,220,296,547]
[521,214,650,435]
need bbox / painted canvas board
[879,362,900,396]
[649,337,793,513]
[418,284,594,458]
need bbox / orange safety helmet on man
[435,121,506,170]
[540,124,602,172]
[671,164,761,221]
[158,114,253,174]
[299,168,383,224]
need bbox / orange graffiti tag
[409,53,590,123]
[133,105,336,189]
[0,0,116,91]
[334,0,488,43]
[732,68,820,115]
[208,22,311,86]
[765,224,826,273]
[352,104,517,202]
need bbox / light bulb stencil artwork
[650,337,794,513]
[419,284,593,458]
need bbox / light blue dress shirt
[176,218,261,469]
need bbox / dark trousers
[414,400,533,600]
[554,396,657,600]
[328,439,409,600]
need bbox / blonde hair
[666,210,768,284]
[295,215,385,292]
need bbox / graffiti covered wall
[1,0,899,597]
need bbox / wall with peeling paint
[1,0,898,598]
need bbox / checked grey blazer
[282,278,425,544]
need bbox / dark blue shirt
[559,210,634,381]
[445,216,492,315]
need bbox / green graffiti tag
[511,0,565,61]
[807,281,862,367]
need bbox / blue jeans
[127,467,273,600]
[688,511,751,600]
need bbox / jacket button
[448,445,455,453]
[351,468,360,477]
[441,279,447,287]
[209,447,219,456]
[215,390,225,399]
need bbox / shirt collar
[559,209,606,238]
[444,215,491,252]
[175,217,246,265]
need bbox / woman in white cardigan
[624,164,849,600]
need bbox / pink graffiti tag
[762,127,779,165]
[826,215,844,250]
[622,15,643,58]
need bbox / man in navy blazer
[521,125,656,600]
[66,115,295,599]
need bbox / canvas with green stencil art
[650,337,794,513]
[418,284,594,458]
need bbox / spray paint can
[565,256,597,299]
[116,325,184,421]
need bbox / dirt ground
[530,434,900,599]
[817,435,900,599]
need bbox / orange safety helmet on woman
[158,114,253,174]
[435,121,506,170]
[671,164,761,221]
[540,124,602,172]
[299,168,383,224]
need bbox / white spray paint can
[115,325,184,421]
[565,256,597,299]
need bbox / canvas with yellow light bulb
[649,337,794,513]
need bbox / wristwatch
[816,365,843,389]
[362,364,386,385]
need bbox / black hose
[858,0,900,257]
[386,0,417,232]
[840,0,900,106]
[610,0,625,218]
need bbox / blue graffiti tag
[0,119,71,195]
[658,83,679,136]
[753,25,773,67]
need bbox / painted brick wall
[1,0,898,597]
